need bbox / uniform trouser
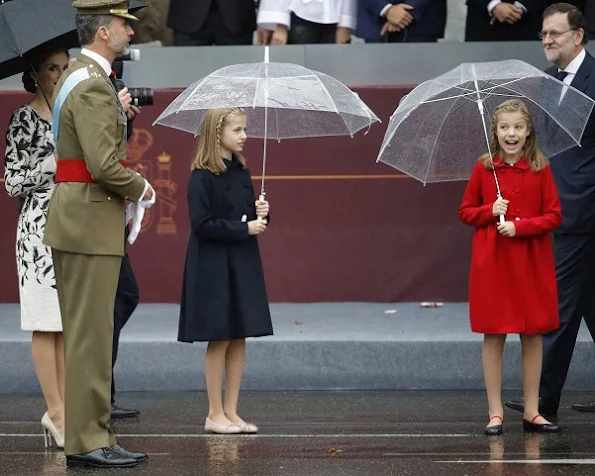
[52,249,122,455]
[540,233,595,402]
[112,253,139,405]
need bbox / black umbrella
[0,0,146,80]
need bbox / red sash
[55,159,127,183]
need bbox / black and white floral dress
[4,105,61,331]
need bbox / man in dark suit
[167,0,256,45]
[465,1,548,41]
[506,2,595,417]
[356,0,447,43]
[110,79,142,419]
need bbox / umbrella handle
[496,193,505,225]
[257,193,266,221]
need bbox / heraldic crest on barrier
[127,128,178,235]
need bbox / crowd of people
[3,0,595,470]
[131,0,595,46]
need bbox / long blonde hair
[480,99,548,172]
[191,108,247,173]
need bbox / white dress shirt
[80,48,112,76]
[558,47,586,86]
[257,0,356,30]
[487,0,527,14]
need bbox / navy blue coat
[546,52,595,233]
[178,158,273,342]
[356,0,447,42]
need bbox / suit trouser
[52,249,122,455]
[112,253,139,404]
[172,3,253,46]
[540,233,595,402]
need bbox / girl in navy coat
[178,107,273,434]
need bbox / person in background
[506,2,595,418]
[356,0,447,43]
[167,0,256,46]
[257,0,356,45]
[465,1,547,41]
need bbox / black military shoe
[113,444,148,462]
[66,447,138,468]
[571,401,595,412]
[111,404,140,419]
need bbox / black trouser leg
[111,253,139,405]
[540,233,595,402]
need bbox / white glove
[126,201,145,245]
[139,183,156,209]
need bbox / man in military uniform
[44,0,155,468]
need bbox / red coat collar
[492,157,530,170]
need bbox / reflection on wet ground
[0,391,594,475]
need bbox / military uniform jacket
[43,54,146,256]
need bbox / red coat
[459,158,562,334]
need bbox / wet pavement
[1,390,594,475]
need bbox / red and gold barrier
[0,87,472,303]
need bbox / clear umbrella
[153,47,380,199]
[376,59,595,222]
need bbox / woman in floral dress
[4,43,69,448]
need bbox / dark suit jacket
[167,0,256,36]
[465,0,547,41]
[356,0,447,42]
[546,51,595,233]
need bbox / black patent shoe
[113,444,148,462]
[523,415,560,433]
[66,447,138,468]
[484,415,503,436]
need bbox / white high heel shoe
[41,412,64,449]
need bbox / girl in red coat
[459,99,562,436]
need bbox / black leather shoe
[111,404,140,419]
[484,415,503,436]
[113,444,148,462]
[523,416,560,433]
[505,397,559,417]
[66,447,138,468]
[571,401,595,412]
